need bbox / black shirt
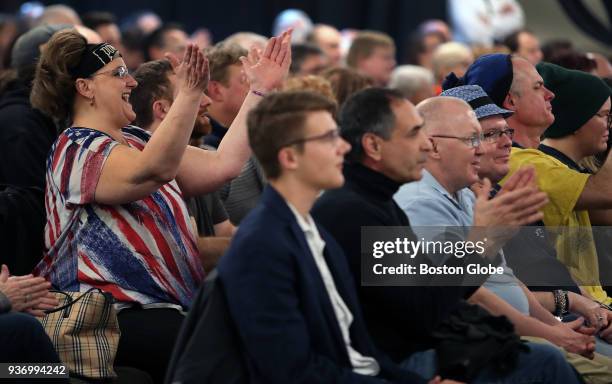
[202,117,228,149]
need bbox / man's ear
[428,137,441,160]
[152,99,170,120]
[277,146,299,173]
[502,92,517,111]
[361,133,382,162]
[207,81,224,102]
[75,78,94,99]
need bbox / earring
[89,96,95,106]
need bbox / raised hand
[166,44,210,96]
[241,29,292,93]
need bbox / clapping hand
[0,264,58,316]
[468,168,548,259]
[241,29,292,93]
[166,43,210,96]
[474,167,548,228]
[472,168,548,247]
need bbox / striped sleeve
[51,128,119,205]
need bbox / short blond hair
[248,91,337,179]
[283,75,336,103]
[346,31,395,68]
[431,42,473,82]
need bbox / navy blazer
[218,186,425,384]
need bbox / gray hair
[388,65,434,99]
[223,32,268,51]
[340,88,405,163]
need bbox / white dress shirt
[288,203,380,376]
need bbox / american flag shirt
[35,126,205,308]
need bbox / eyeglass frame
[282,128,342,147]
[89,66,130,79]
[482,127,515,143]
[430,132,483,148]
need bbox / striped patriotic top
[35,126,205,308]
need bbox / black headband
[71,43,121,79]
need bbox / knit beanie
[537,62,611,138]
[11,23,71,78]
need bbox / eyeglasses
[90,66,130,79]
[430,133,482,148]
[482,128,515,143]
[596,111,612,131]
[283,128,341,147]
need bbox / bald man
[308,24,343,66]
[313,89,579,383]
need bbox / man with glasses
[395,94,547,333]
[398,87,612,380]
[313,88,579,383]
[444,56,612,311]
[218,90,432,383]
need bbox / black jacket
[0,81,57,274]
[313,163,478,361]
[0,80,57,188]
[165,270,248,384]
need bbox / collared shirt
[394,170,529,315]
[287,203,380,376]
[394,170,475,229]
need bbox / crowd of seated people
[1,3,612,383]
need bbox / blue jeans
[0,312,61,363]
[594,336,612,356]
[401,342,581,384]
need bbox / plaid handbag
[39,288,121,379]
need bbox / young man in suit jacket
[217,91,445,383]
